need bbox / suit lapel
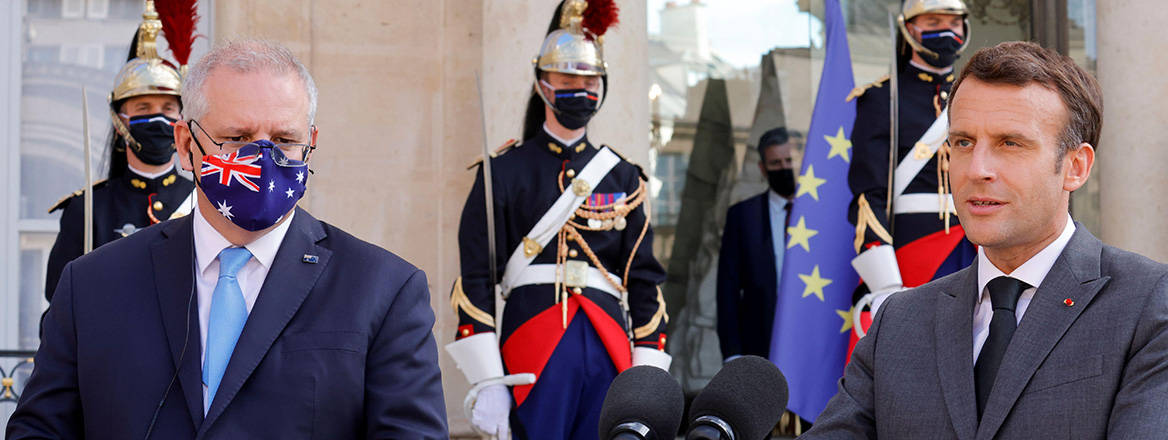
[150,216,205,430]
[935,264,979,440]
[975,225,1110,440]
[197,209,332,436]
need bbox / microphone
[598,365,685,440]
[685,355,788,440]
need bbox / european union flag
[768,0,859,422]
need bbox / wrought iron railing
[1,350,36,429]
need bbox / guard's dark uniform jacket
[454,128,667,408]
[847,62,976,289]
[45,166,194,301]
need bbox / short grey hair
[181,39,318,127]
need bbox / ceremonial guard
[44,0,196,301]
[446,1,669,439]
[847,0,977,321]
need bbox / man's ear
[1063,142,1095,192]
[175,120,194,172]
[310,125,319,146]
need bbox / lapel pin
[1064,298,1074,307]
[302,254,319,264]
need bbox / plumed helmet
[109,1,182,105]
[896,0,971,62]
[532,0,618,77]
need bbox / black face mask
[127,113,178,165]
[917,29,963,69]
[545,83,600,130]
[766,169,796,198]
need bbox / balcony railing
[1,350,36,431]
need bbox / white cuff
[444,333,505,385]
[851,245,903,292]
[632,347,672,370]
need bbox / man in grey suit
[802,41,1168,439]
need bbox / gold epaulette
[48,179,109,214]
[602,144,648,181]
[466,139,519,170]
[846,74,890,103]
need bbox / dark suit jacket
[802,225,1168,439]
[8,208,447,439]
[717,192,779,359]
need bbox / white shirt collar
[193,202,296,275]
[767,190,788,209]
[977,214,1076,303]
[543,122,586,147]
[909,59,954,76]
[128,162,176,180]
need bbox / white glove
[632,346,673,370]
[852,287,904,338]
[471,383,511,439]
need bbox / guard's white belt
[507,264,623,301]
[894,193,955,215]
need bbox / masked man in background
[45,2,196,301]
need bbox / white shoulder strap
[892,107,948,200]
[499,147,621,296]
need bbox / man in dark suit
[717,127,796,362]
[7,39,447,439]
[802,41,1168,439]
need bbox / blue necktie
[203,247,252,414]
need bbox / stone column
[212,1,649,434]
[1096,0,1168,262]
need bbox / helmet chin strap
[109,108,143,153]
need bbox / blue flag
[768,0,859,422]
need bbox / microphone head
[598,365,685,440]
[688,355,788,440]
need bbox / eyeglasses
[189,119,315,165]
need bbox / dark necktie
[974,276,1031,419]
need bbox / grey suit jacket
[801,225,1168,439]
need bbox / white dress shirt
[192,203,295,403]
[543,122,585,146]
[972,214,1076,364]
[767,190,788,281]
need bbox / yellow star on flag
[798,265,833,302]
[825,126,852,163]
[796,165,827,201]
[786,216,819,252]
[836,307,854,334]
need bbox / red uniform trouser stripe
[500,294,632,406]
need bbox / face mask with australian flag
[199,140,308,231]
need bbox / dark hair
[757,127,790,153]
[950,41,1103,169]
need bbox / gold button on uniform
[569,249,579,258]
[152,201,164,211]
[566,169,576,178]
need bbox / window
[0,4,211,424]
